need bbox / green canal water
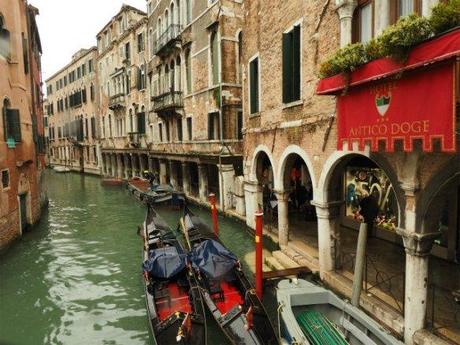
[0,171,276,345]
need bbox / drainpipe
[217,5,225,213]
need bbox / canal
[0,171,276,345]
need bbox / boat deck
[214,281,244,315]
[155,282,192,320]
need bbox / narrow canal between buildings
[0,171,276,345]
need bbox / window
[137,66,146,90]
[82,64,86,76]
[187,117,192,140]
[237,111,243,140]
[88,59,93,73]
[125,42,131,61]
[210,31,219,85]
[353,1,373,43]
[0,15,11,59]
[138,33,144,52]
[207,112,219,140]
[391,0,421,22]
[82,88,87,103]
[90,84,95,101]
[22,33,28,74]
[77,66,81,79]
[185,49,192,94]
[237,32,242,83]
[166,121,170,142]
[3,99,21,143]
[282,24,301,104]
[85,118,88,138]
[158,123,163,142]
[64,76,67,86]
[177,118,182,141]
[137,112,146,134]
[1,169,9,190]
[249,56,260,114]
[91,117,96,138]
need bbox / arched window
[352,0,373,43]
[165,10,169,31]
[129,109,134,133]
[176,0,181,26]
[176,56,182,91]
[170,3,175,25]
[0,14,11,59]
[210,31,219,85]
[165,64,170,91]
[170,60,175,91]
[158,18,162,38]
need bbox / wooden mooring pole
[209,193,219,237]
[255,210,263,300]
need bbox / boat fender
[245,306,254,330]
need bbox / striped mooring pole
[255,210,264,300]
[209,193,219,237]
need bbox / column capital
[311,200,344,219]
[218,164,235,173]
[335,0,357,19]
[396,228,441,257]
[273,190,289,201]
[400,181,420,196]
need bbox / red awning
[317,28,460,95]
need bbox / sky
[30,0,147,84]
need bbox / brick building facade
[242,1,459,344]
[0,0,46,250]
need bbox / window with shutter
[22,33,28,74]
[6,109,21,142]
[0,18,10,59]
[282,24,301,104]
[187,117,192,140]
[91,117,96,138]
[159,123,163,142]
[249,57,259,114]
[137,112,146,134]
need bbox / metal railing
[152,91,183,112]
[155,24,182,54]
[337,250,406,314]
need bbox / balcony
[128,132,142,148]
[155,24,182,56]
[152,91,183,114]
[109,93,126,110]
[149,140,243,159]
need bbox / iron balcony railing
[109,93,125,110]
[155,24,182,55]
[152,91,183,112]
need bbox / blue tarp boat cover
[190,239,238,279]
[143,246,186,279]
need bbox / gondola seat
[209,280,224,302]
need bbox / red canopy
[317,28,460,95]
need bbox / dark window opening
[249,58,259,114]
[187,117,192,140]
[282,25,301,104]
[137,112,146,134]
[177,118,182,141]
[207,112,220,140]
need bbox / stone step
[272,250,300,269]
[265,256,285,271]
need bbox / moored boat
[276,278,404,345]
[179,207,278,345]
[53,166,71,173]
[142,206,207,345]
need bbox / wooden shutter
[136,67,142,90]
[137,112,145,134]
[282,32,292,103]
[292,25,301,101]
[7,109,21,142]
[250,59,259,114]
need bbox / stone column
[159,160,167,184]
[234,176,246,217]
[311,200,343,278]
[169,161,178,190]
[123,155,130,179]
[218,164,235,211]
[116,154,123,179]
[111,154,116,178]
[275,191,290,247]
[139,154,146,175]
[182,162,191,196]
[336,0,357,47]
[396,229,440,345]
[244,180,260,229]
[198,164,208,203]
[148,156,154,173]
[131,154,136,178]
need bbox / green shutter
[250,59,259,114]
[282,32,292,103]
[292,25,301,101]
[137,112,146,134]
[7,109,21,142]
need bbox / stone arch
[416,157,460,233]
[276,145,317,193]
[249,145,276,184]
[317,150,405,227]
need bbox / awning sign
[337,62,456,152]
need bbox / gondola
[141,206,207,345]
[179,207,278,345]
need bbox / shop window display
[345,167,398,231]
